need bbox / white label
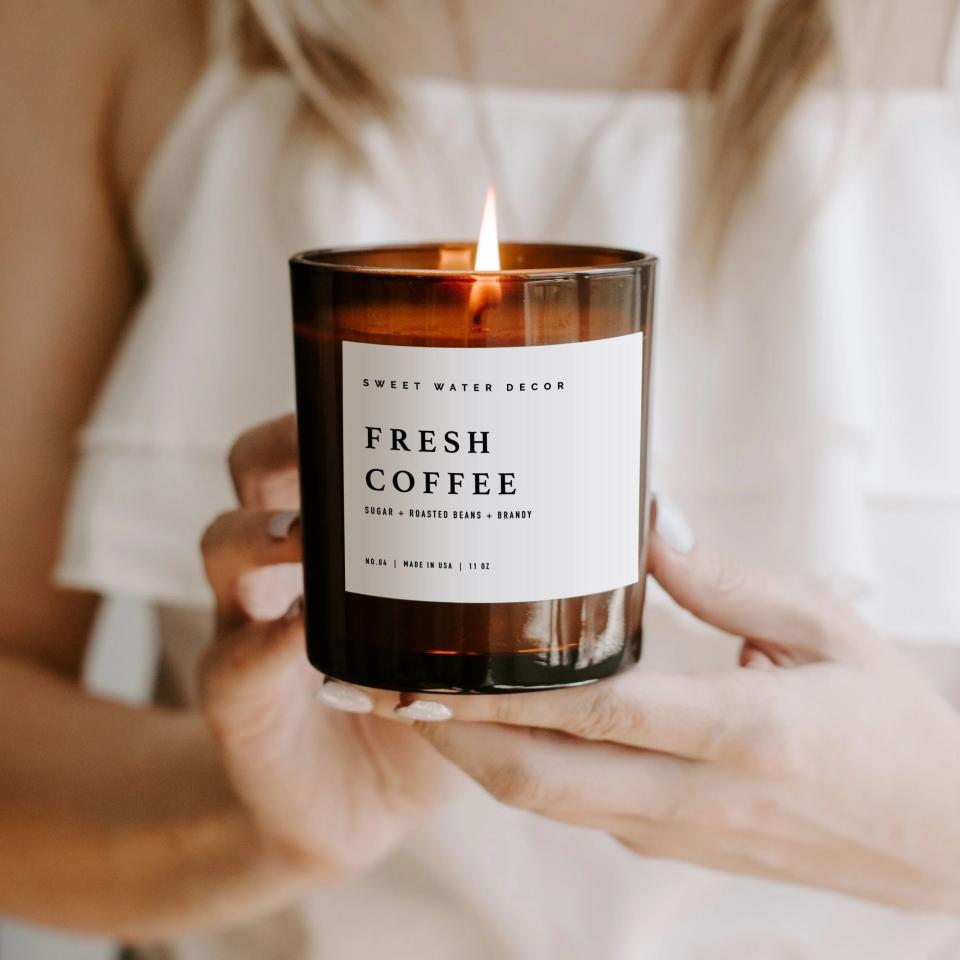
[342,333,643,603]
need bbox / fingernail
[268,510,299,540]
[654,495,695,554]
[283,596,303,621]
[316,679,373,713]
[394,700,453,722]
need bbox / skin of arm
[0,0,322,938]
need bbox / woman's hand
[356,497,960,912]
[199,414,458,880]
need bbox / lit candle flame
[469,185,502,322]
[474,184,500,271]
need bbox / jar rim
[290,242,657,279]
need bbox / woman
[2,0,959,955]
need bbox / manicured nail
[283,596,303,621]
[654,495,695,554]
[268,510,299,540]
[316,680,373,713]
[394,700,452,722]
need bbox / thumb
[648,495,869,663]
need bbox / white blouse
[57,23,960,960]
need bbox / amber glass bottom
[309,622,643,693]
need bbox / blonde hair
[237,0,400,146]
[235,0,835,250]
[689,0,833,260]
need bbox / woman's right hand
[198,414,459,879]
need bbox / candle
[290,202,656,693]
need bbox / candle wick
[467,277,502,326]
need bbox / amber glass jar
[291,242,656,692]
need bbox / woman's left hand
[358,498,960,913]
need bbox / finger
[608,816,811,888]
[612,814,929,910]
[228,413,299,509]
[613,818,780,876]
[414,722,823,890]
[373,668,757,761]
[649,496,869,662]
[200,599,308,725]
[201,509,302,626]
[418,712,931,909]
[316,678,403,715]
[739,641,778,670]
[413,721,852,897]
[414,719,717,820]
